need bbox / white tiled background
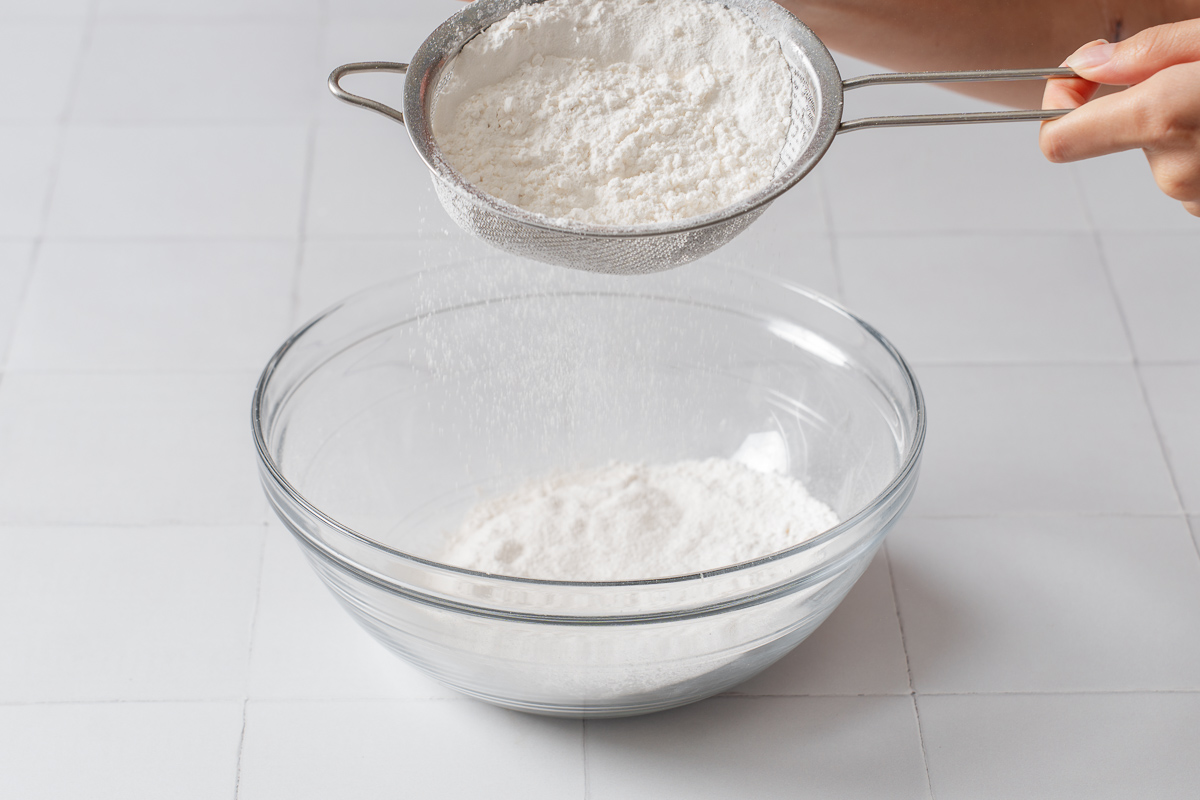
[1,2,1197,798]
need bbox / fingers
[1066,18,1200,86]
[1043,39,1106,112]
[1040,60,1200,163]
[1040,80,1152,162]
[1042,51,1200,215]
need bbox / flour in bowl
[441,458,838,581]
[432,0,792,226]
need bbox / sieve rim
[401,0,845,239]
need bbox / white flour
[433,0,792,225]
[441,458,839,581]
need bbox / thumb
[1067,19,1200,85]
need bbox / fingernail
[1067,42,1116,71]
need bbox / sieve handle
[838,68,1076,133]
[329,62,409,125]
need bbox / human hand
[1040,20,1200,217]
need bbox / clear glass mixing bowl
[252,258,924,717]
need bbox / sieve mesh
[432,178,773,276]
[404,0,842,275]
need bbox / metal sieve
[330,0,1074,275]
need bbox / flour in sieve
[441,458,839,581]
[432,0,792,226]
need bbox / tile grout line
[286,0,328,331]
[4,687,1200,710]
[24,120,325,130]
[233,698,249,800]
[290,121,316,329]
[2,0,99,370]
[909,688,1200,697]
[0,521,278,530]
[883,542,935,800]
[233,33,327,800]
[25,235,305,244]
[581,719,591,800]
[0,367,266,376]
[904,511,1190,521]
[1089,227,1190,514]
[1138,362,1200,565]
[1060,172,1187,540]
[1083,183,1196,560]
[906,359,1200,368]
[0,250,35,370]
[288,129,317,330]
[89,15,325,26]
[242,522,271,700]
[38,0,98,218]
[816,172,845,300]
[0,698,248,708]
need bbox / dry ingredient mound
[441,458,839,581]
[432,0,792,226]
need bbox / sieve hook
[838,67,1077,133]
[329,62,409,125]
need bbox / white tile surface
[0,24,85,121]
[890,515,1200,693]
[730,550,910,696]
[96,0,319,18]
[8,240,295,371]
[46,125,309,238]
[0,702,243,800]
[703,226,838,297]
[296,236,497,321]
[1102,233,1200,364]
[0,0,90,19]
[238,699,584,800]
[909,365,1180,516]
[248,523,457,700]
[0,126,59,237]
[1074,149,1200,231]
[839,233,1130,364]
[0,525,262,702]
[0,372,265,525]
[306,123,449,238]
[0,241,35,365]
[918,693,1200,800]
[0,4,1198,794]
[326,0,463,23]
[1141,365,1200,513]
[73,22,319,123]
[821,122,1090,234]
[586,696,930,800]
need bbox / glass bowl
[252,258,925,718]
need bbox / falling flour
[441,458,839,581]
[432,0,792,225]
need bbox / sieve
[330,0,1075,275]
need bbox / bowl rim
[251,263,926,589]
